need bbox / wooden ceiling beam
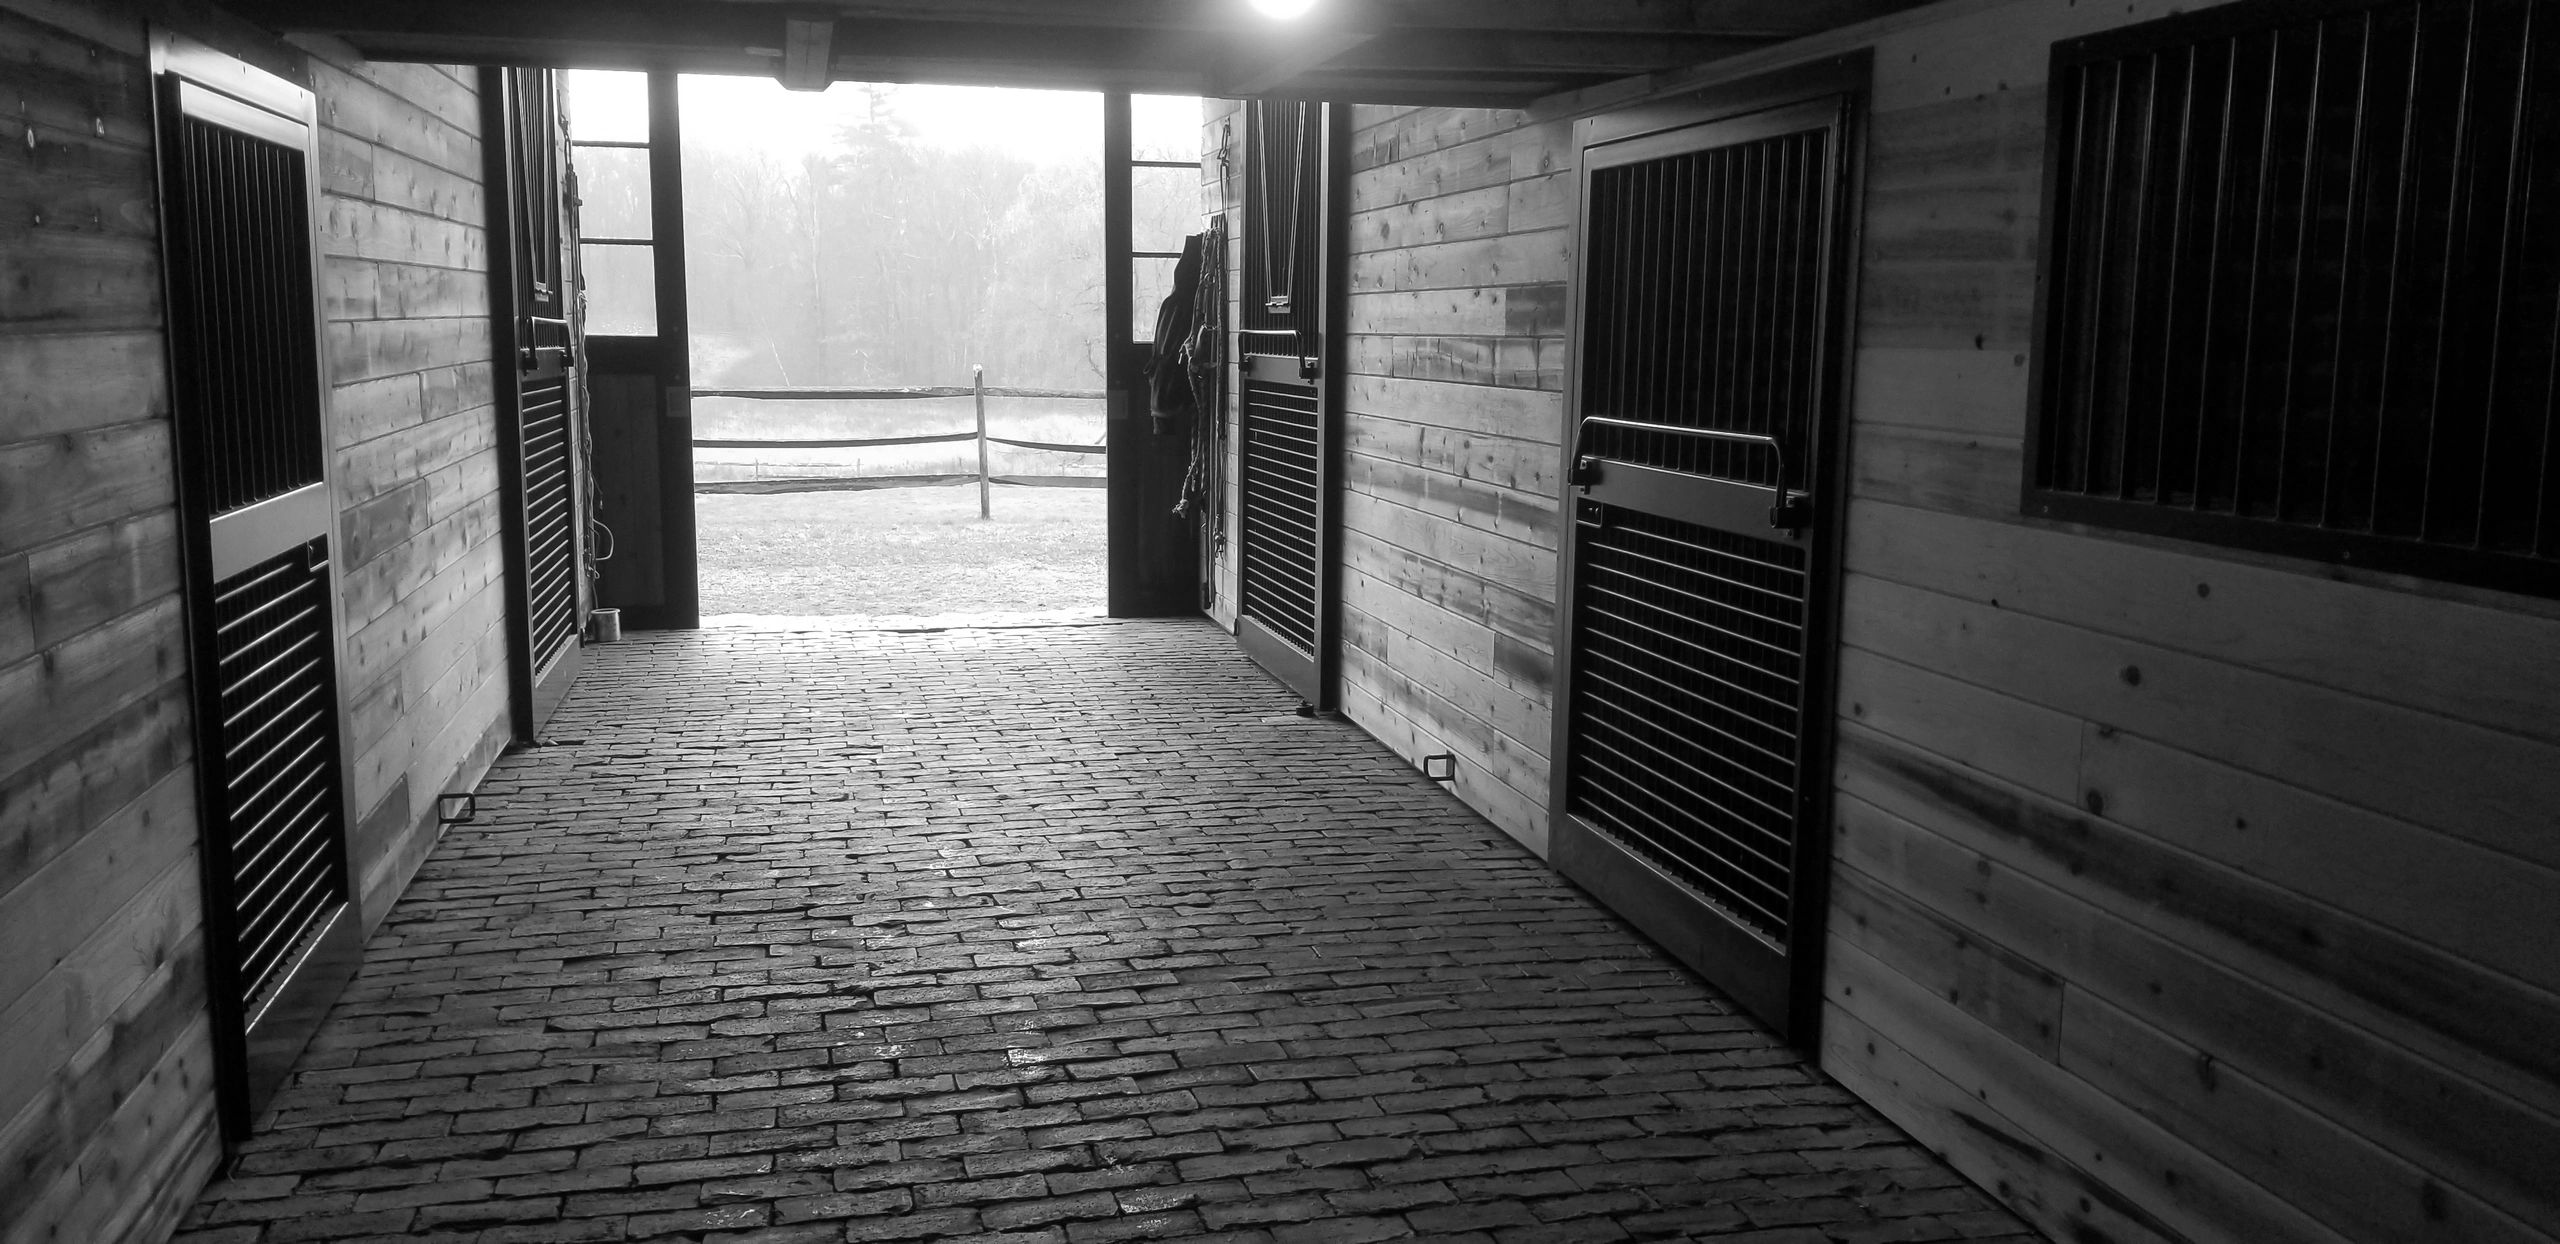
[1326,30,1771,75]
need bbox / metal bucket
[590,607,622,644]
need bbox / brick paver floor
[178,619,2036,1244]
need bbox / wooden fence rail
[691,368,1107,514]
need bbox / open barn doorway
[563,72,1207,629]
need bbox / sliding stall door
[486,67,589,733]
[1233,99,1345,706]
[153,35,365,1135]
[1550,70,1864,1043]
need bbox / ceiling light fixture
[1249,0,1319,18]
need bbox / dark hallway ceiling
[224,0,1932,105]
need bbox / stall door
[1234,99,1342,705]
[487,68,588,732]
[1551,85,1861,1043]
[154,35,364,1134]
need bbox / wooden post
[974,365,991,519]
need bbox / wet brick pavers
[177,620,2035,1244]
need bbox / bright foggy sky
[567,70,1198,164]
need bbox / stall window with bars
[1242,99,1322,343]
[2030,0,2560,594]
[172,117,326,513]
[1581,129,1830,492]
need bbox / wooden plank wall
[0,5,518,1239]
[1221,99,1573,853]
[1806,2,2560,1241]
[306,44,514,928]
[1498,0,2560,1241]
[0,5,222,1241]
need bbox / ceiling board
[223,0,1935,105]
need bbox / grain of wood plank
[0,555,26,667]
[1342,488,1554,601]
[0,420,172,558]
[1347,287,1514,336]
[1819,1001,2187,1244]
[1368,229,1572,293]
[1345,451,1557,552]
[318,196,489,270]
[1845,499,2560,746]
[1855,258,2036,351]
[0,682,186,936]
[1867,87,2043,192]
[1349,183,1512,249]
[339,519,503,690]
[1835,743,2560,1230]
[332,392,499,504]
[2058,984,2551,1244]
[1841,571,2560,868]
[1849,346,2029,436]
[1340,570,1552,757]
[324,314,490,386]
[1825,937,2358,1244]
[0,229,162,334]
[0,1010,217,1240]
[338,445,501,570]
[1353,130,1515,209]
[0,596,181,783]
[0,140,156,241]
[1344,373,1563,443]
[323,255,491,324]
[1829,862,2063,1059]
[310,59,482,177]
[1833,643,2082,802]
[25,510,177,650]
[1353,106,1529,170]
[2079,724,2560,997]
[1841,696,2560,1101]
[0,331,167,440]
[0,765,192,1015]
[1342,525,1553,647]
[0,8,153,151]
[1346,414,1560,504]
[0,850,198,1128]
[1339,639,1546,851]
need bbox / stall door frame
[1549,55,1869,1046]
[1233,99,1349,708]
[484,67,589,734]
[150,30,366,1137]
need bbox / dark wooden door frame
[149,28,367,1139]
[483,66,590,736]
[1104,93,1202,618]
[1233,99,1349,709]
[1547,53,1870,1047]
[583,71,697,632]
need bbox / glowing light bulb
[1250,0,1319,18]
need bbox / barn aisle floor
[176,619,2034,1244]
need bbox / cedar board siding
[0,7,215,1239]
[310,50,513,928]
[0,4,515,1237]
[1279,0,2560,1242]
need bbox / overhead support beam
[778,16,834,90]
[1221,27,1378,98]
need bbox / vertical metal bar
[2190,40,2242,510]
[2371,5,2432,531]
[975,365,992,519]
[2230,32,2286,516]
[2114,53,2164,501]
[2273,24,2328,520]
[2418,0,2483,543]
[2152,44,2201,504]
[2321,12,2378,530]
[2473,1,2535,549]
[2076,63,2123,495]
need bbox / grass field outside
[696,483,1107,624]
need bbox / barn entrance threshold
[176,619,2034,1244]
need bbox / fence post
[974,365,991,519]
